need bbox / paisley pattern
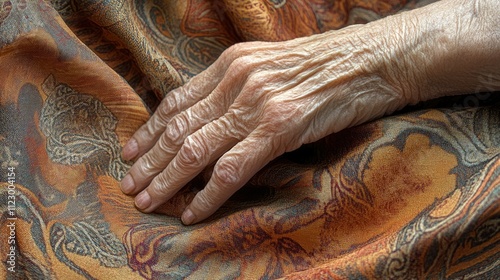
[40,75,131,180]
[1,0,499,279]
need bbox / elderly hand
[120,21,409,225]
[120,0,499,225]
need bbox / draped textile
[1,0,499,279]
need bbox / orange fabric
[0,0,499,279]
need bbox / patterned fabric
[0,0,498,279]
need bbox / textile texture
[0,0,499,279]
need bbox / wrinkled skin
[121,0,500,225]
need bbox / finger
[181,133,277,225]
[134,115,245,212]
[121,63,250,195]
[122,57,229,161]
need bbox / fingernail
[181,209,196,225]
[122,138,138,160]
[120,174,135,194]
[135,191,152,210]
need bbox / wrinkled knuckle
[157,95,175,118]
[150,175,170,196]
[244,73,267,92]
[143,119,161,140]
[166,114,188,146]
[262,100,281,122]
[177,84,198,102]
[198,97,215,116]
[230,56,254,75]
[220,112,248,140]
[213,159,240,187]
[134,155,159,178]
[178,134,207,168]
[267,99,300,120]
[157,134,176,156]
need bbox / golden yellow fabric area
[0,0,498,279]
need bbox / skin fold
[120,0,500,225]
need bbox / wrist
[381,0,500,105]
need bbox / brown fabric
[0,0,499,279]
